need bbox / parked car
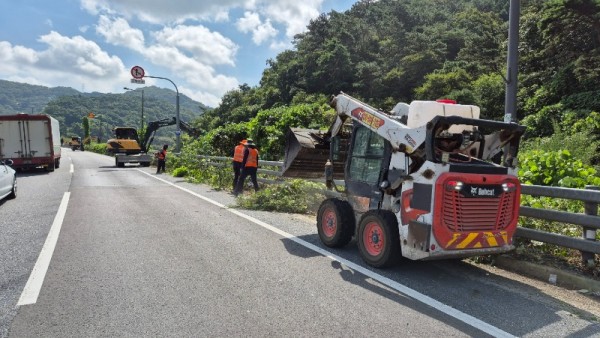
[0,159,17,201]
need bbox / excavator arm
[140,117,176,153]
[179,120,202,138]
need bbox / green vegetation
[84,142,108,155]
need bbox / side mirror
[2,159,13,166]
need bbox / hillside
[0,79,79,115]
[0,80,210,149]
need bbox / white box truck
[0,114,62,171]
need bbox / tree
[82,116,90,143]
[414,69,472,100]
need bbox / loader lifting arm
[329,92,427,153]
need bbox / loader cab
[342,122,391,212]
[114,127,139,142]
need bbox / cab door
[344,123,391,212]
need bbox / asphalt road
[1,148,599,337]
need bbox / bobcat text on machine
[282,92,526,267]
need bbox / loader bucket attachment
[282,128,347,179]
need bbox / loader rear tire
[357,210,401,268]
[316,198,355,248]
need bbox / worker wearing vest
[233,139,259,196]
[156,144,168,174]
[232,139,247,190]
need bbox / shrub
[517,148,600,256]
[184,160,231,190]
[82,142,108,155]
[518,149,600,187]
[172,166,189,177]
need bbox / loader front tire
[357,210,401,268]
[316,198,355,248]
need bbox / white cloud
[96,15,145,50]
[263,0,324,39]
[81,0,247,24]
[0,42,39,67]
[152,25,238,66]
[144,44,238,95]
[236,11,278,45]
[37,31,126,78]
[0,33,130,93]
[81,0,327,41]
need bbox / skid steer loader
[282,93,525,267]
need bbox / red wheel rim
[363,221,384,256]
[321,208,337,238]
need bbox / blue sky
[0,0,357,107]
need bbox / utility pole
[505,0,520,123]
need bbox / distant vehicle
[0,114,62,171]
[0,159,17,201]
[69,136,84,151]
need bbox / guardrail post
[582,185,599,267]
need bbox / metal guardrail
[196,155,599,265]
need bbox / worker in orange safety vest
[156,144,168,174]
[232,139,247,190]
[233,139,259,196]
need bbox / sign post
[128,66,181,152]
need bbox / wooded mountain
[0,80,209,146]
[190,0,599,162]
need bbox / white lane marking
[18,192,71,306]
[138,170,514,338]
[70,163,74,173]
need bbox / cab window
[348,126,385,185]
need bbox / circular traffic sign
[130,66,145,79]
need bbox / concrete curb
[493,255,600,293]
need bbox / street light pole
[124,87,144,131]
[141,90,144,130]
[143,75,181,152]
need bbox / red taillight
[437,99,457,104]
[445,180,464,191]
[502,182,517,192]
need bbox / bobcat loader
[283,93,525,267]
